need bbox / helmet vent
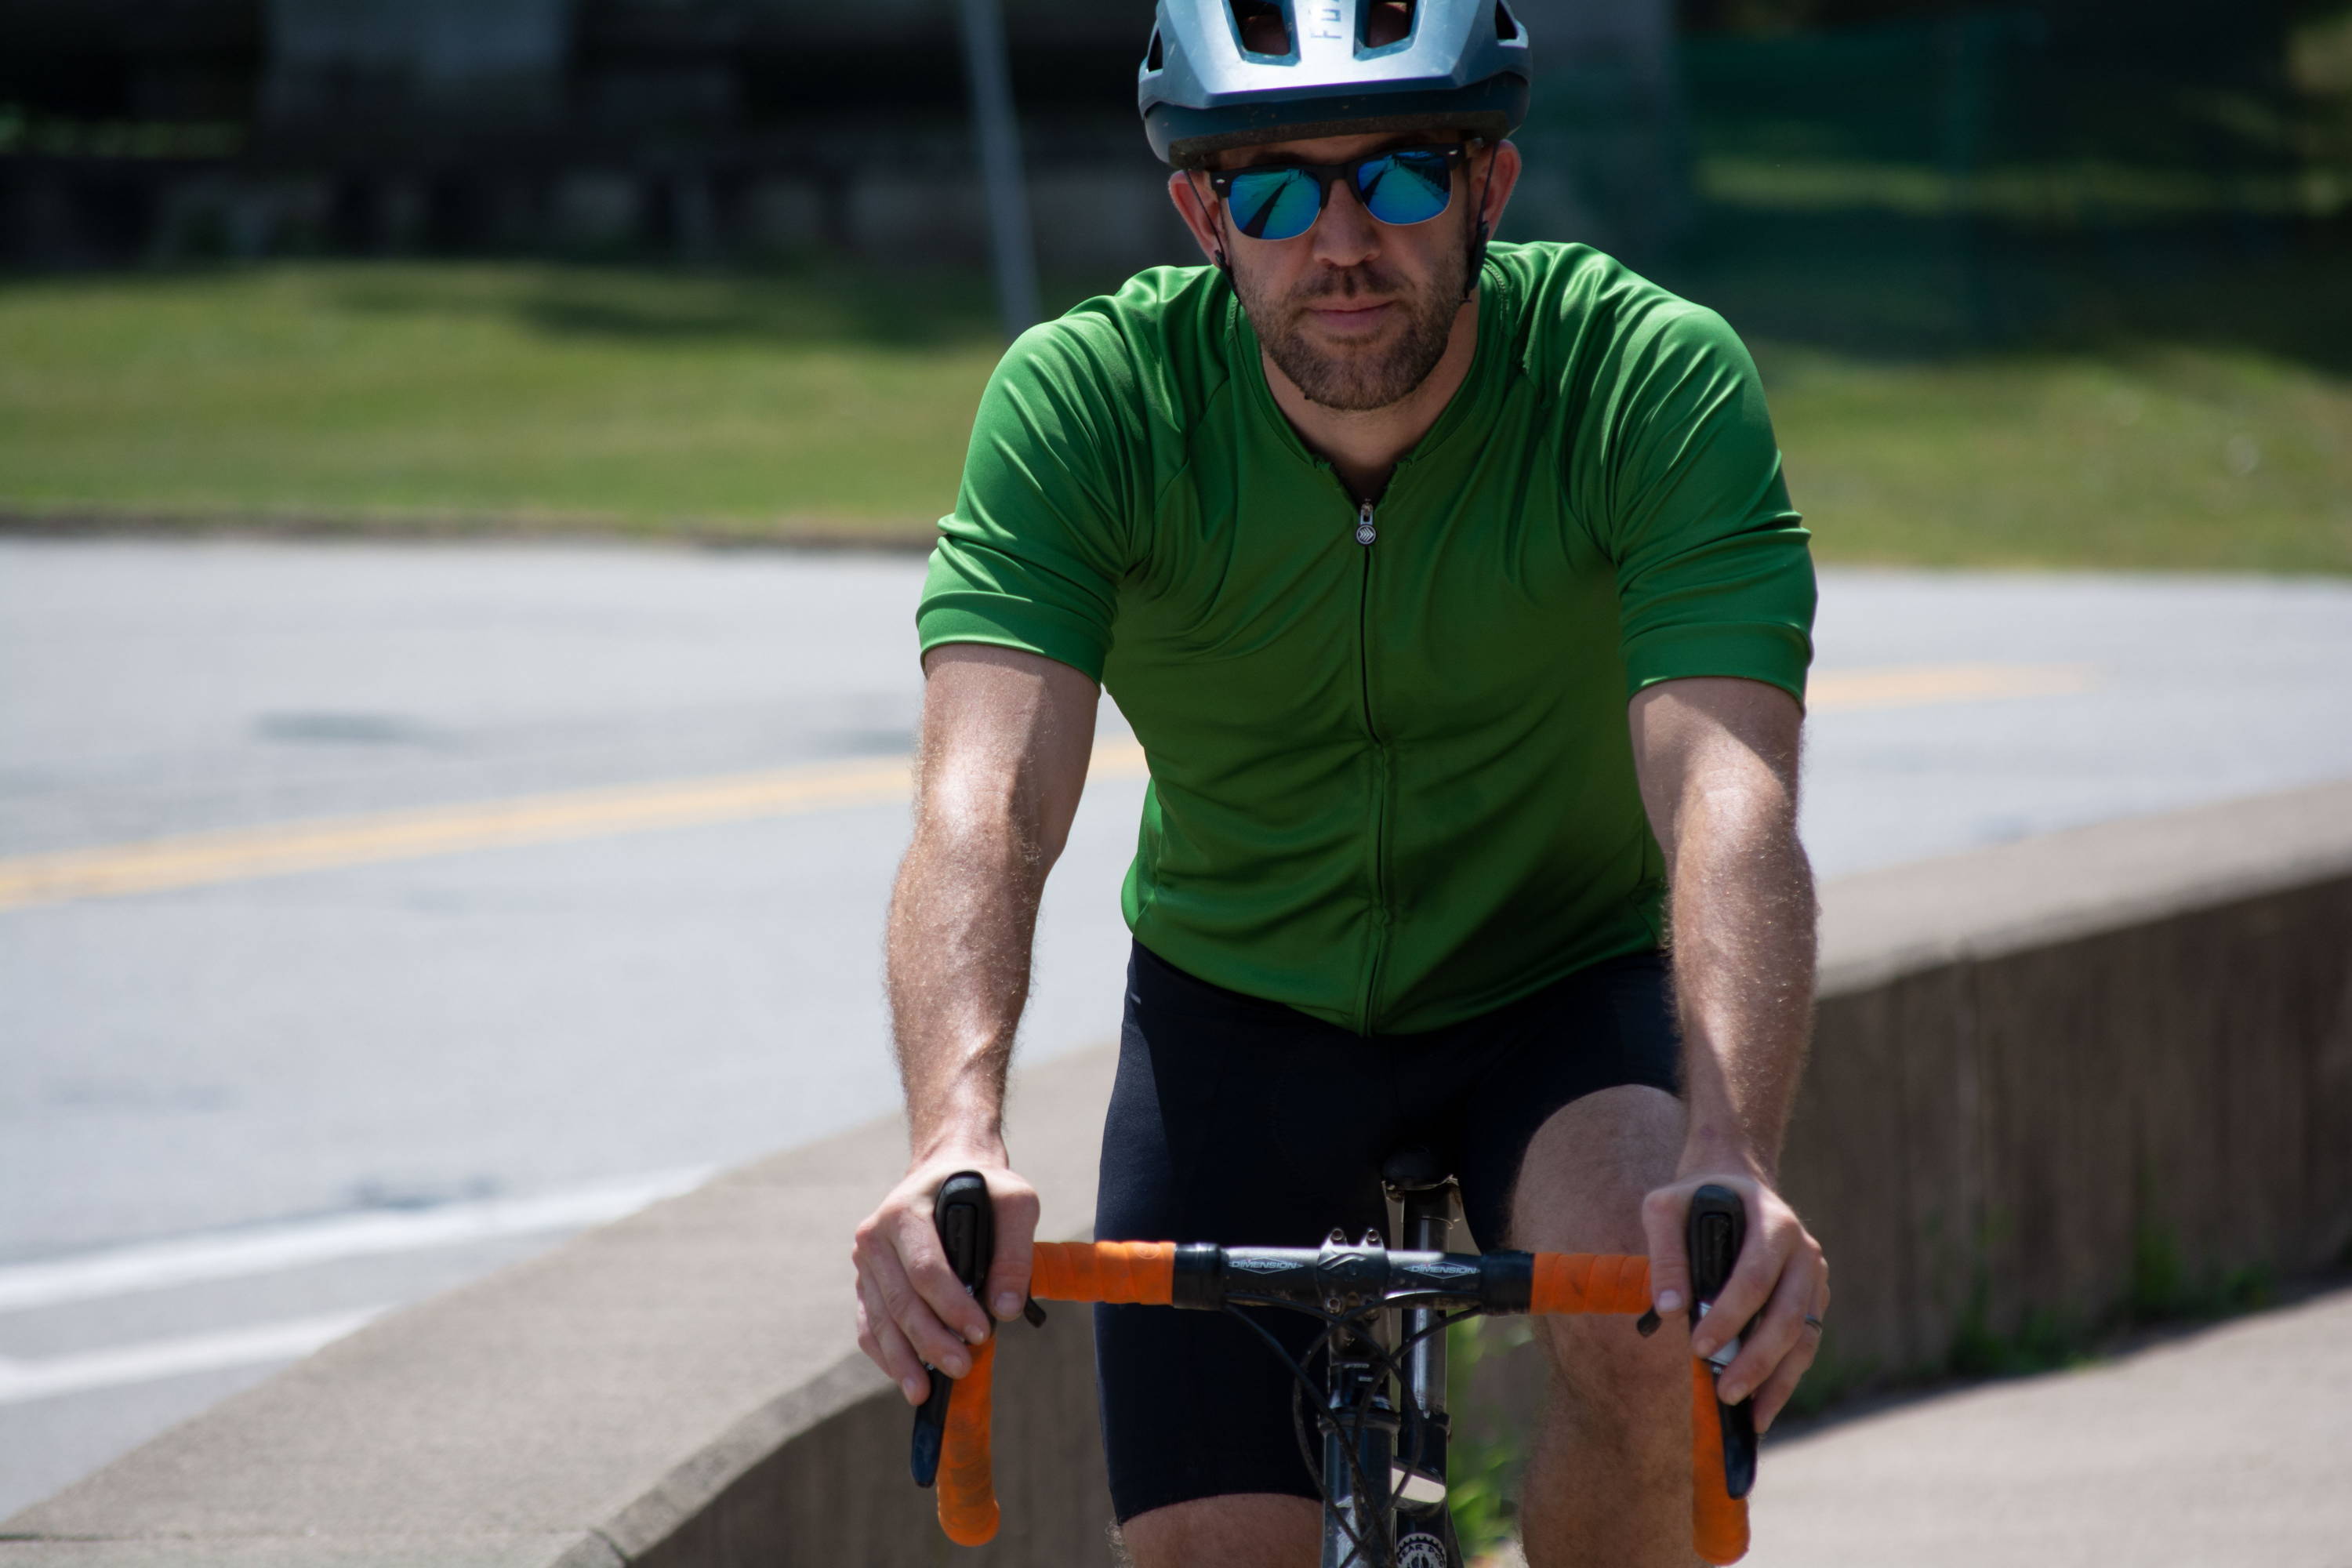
[1363,0,1416,50]
[1494,0,1520,41]
[1145,25,1164,71]
[1229,0,1294,59]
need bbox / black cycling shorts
[1091,939,1682,1524]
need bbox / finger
[858,1276,934,1404]
[1751,1315,1821,1432]
[1720,1240,1819,1403]
[1752,1272,1828,1431]
[983,1178,1041,1321]
[892,1203,993,1348]
[1639,1183,1693,1316]
[868,1230,974,1377]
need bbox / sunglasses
[1207,143,1478,243]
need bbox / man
[854,1,1830,1561]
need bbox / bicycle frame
[1353,1160,1462,1568]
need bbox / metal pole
[957,0,1042,338]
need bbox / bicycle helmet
[1139,0,1534,169]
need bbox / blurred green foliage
[1446,1314,1533,1559]
[0,104,244,158]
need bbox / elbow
[914,779,1065,883]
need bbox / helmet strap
[1199,170,1235,284]
[1463,140,1496,303]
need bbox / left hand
[1640,1169,1828,1432]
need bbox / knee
[1536,1312,1686,1432]
[1117,1493,1321,1568]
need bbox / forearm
[884,808,1049,1163]
[1628,677,1818,1181]
[856,647,1094,1388]
[1666,768,1817,1181]
[882,647,1094,1163]
[1628,678,1829,1418]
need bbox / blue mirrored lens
[1356,151,1453,227]
[1227,168,1325,241]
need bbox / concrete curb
[1818,779,2352,994]
[1,1050,1116,1566]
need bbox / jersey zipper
[1353,495,1389,1033]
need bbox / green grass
[0,261,1007,538]
[1759,339,2352,573]
[3,258,2349,571]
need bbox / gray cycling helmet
[1139,0,1533,168]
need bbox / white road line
[0,1308,386,1406]
[0,1166,713,1313]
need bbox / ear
[1167,169,1227,266]
[1475,139,1523,238]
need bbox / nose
[1309,176,1381,269]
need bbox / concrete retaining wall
[6,781,2348,1566]
[1795,779,2352,1378]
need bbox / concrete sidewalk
[1739,1284,2352,1568]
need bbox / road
[3,539,2349,1516]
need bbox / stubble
[1234,243,1468,412]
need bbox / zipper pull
[1354,500,1377,547]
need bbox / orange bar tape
[1029,1241,1177,1305]
[1527,1252,1652,1315]
[935,1336,1000,1547]
[1689,1357,1751,1564]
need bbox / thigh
[1446,953,1685,1406]
[1448,950,1682,1254]
[1505,1083,1682,1256]
[1093,942,1399,1524]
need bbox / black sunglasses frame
[1205,140,1484,241]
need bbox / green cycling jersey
[918,241,1814,1035]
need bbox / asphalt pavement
[3,538,2349,1518]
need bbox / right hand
[851,1150,1041,1406]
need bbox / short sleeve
[916,317,1142,683]
[1600,304,1815,705]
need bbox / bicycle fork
[1323,1325,1401,1568]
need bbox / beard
[1232,238,1468,412]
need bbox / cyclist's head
[1142,1,1533,412]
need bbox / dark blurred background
[5,0,2347,337]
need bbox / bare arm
[851,644,1098,1404]
[1628,675,1829,1430]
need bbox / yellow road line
[0,741,1149,915]
[0,665,2084,913]
[0,758,906,913]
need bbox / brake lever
[1687,1183,1759,1499]
[909,1171,993,1488]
